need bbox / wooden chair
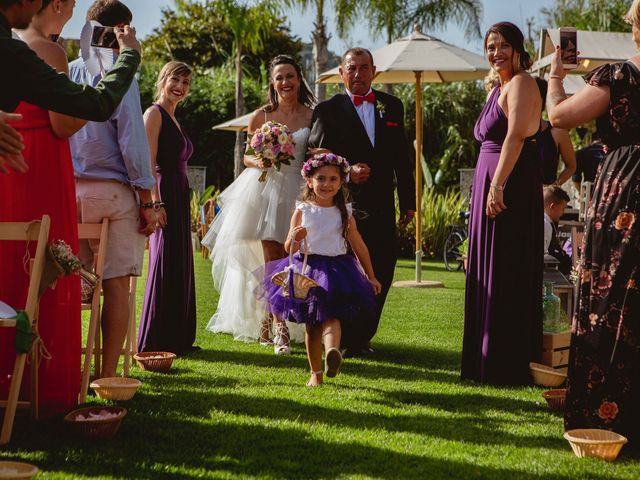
[0,215,50,445]
[199,198,216,258]
[78,220,109,404]
[578,181,593,222]
[571,228,585,268]
[77,220,138,403]
[122,276,137,377]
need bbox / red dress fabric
[0,102,81,416]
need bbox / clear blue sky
[63,0,556,55]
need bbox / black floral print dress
[564,62,640,442]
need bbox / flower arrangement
[49,240,82,275]
[376,100,386,119]
[301,152,350,179]
[246,121,296,182]
[39,239,82,297]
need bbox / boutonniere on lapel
[375,100,386,119]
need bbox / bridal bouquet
[246,121,296,182]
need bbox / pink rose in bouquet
[246,121,296,182]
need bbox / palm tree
[337,0,482,48]
[284,0,351,101]
[335,0,482,94]
[214,0,280,177]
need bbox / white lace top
[297,201,352,256]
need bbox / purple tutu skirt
[259,254,376,326]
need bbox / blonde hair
[154,61,192,102]
[625,0,640,26]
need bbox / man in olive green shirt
[0,0,141,173]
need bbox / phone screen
[90,26,118,49]
[559,28,577,68]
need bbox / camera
[559,27,578,70]
[90,25,118,49]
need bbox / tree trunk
[234,44,245,178]
[312,0,329,101]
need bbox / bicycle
[443,211,469,272]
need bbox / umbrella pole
[414,71,423,283]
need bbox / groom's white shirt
[346,88,375,147]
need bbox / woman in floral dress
[547,0,640,443]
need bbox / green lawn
[2,256,639,479]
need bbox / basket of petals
[133,351,176,373]
[0,461,39,479]
[542,388,566,412]
[90,377,142,401]
[64,406,127,440]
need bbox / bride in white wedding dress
[201,55,316,353]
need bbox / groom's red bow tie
[352,92,375,106]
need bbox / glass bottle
[542,281,562,333]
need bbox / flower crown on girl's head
[301,153,351,179]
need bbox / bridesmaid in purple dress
[461,22,543,385]
[138,62,198,355]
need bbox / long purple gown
[138,104,196,355]
[461,86,543,385]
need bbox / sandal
[307,370,323,387]
[324,347,343,378]
[273,321,291,355]
[259,316,273,346]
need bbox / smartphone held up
[559,27,578,70]
[90,25,118,49]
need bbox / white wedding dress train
[202,128,310,342]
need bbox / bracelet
[490,183,504,191]
[549,74,563,82]
[139,202,154,209]
[153,201,165,211]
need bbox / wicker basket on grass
[564,429,628,461]
[90,377,142,401]
[542,389,566,412]
[63,406,127,440]
[133,352,176,373]
[529,362,566,387]
[0,461,39,479]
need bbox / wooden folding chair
[77,220,109,404]
[0,215,50,445]
[199,198,216,258]
[77,220,137,403]
[578,181,593,222]
[122,276,137,377]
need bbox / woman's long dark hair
[301,167,350,240]
[265,55,316,112]
[484,22,532,73]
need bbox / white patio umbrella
[319,26,488,284]
[211,112,253,132]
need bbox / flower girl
[260,153,381,386]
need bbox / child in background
[260,153,381,386]
[543,185,572,275]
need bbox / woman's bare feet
[306,370,323,387]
